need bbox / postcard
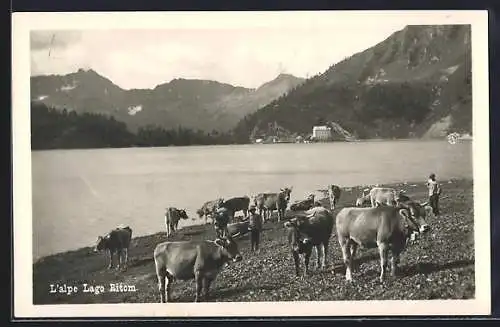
[12,10,490,318]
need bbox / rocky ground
[33,178,475,304]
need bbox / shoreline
[30,138,472,152]
[32,177,471,264]
[32,177,475,304]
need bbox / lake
[31,140,472,261]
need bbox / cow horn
[284,221,293,228]
[232,232,241,238]
[420,201,429,207]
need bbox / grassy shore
[33,178,474,304]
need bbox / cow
[219,196,251,220]
[165,207,188,237]
[290,194,315,211]
[335,203,430,283]
[197,198,224,224]
[153,235,243,302]
[355,189,371,207]
[395,190,411,204]
[309,189,330,208]
[254,187,293,222]
[226,220,250,239]
[369,187,398,207]
[327,184,342,210]
[94,226,133,271]
[284,206,335,277]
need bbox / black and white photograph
[12,10,490,317]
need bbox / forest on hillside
[31,102,236,150]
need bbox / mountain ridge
[31,70,305,133]
[232,24,472,142]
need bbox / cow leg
[339,237,353,281]
[292,251,300,277]
[194,272,204,302]
[350,243,359,271]
[106,249,113,269]
[156,266,167,303]
[124,248,129,270]
[203,278,213,300]
[377,242,389,283]
[390,250,401,277]
[304,248,313,276]
[323,241,329,269]
[316,244,325,270]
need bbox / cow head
[178,209,189,220]
[215,236,242,262]
[280,187,293,201]
[284,219,313,254]
[398,202,430,235]
[93,235,109,253]
[196,208,204,218]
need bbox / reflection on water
[32,140,472,260]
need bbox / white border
[12,10,491,318]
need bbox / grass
[33,178,474,304]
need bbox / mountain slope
[232,25,472,142]
[31,70,304,133]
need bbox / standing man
[247,205,263,253]
[426,173,442,218]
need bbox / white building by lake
[312,126,332,141]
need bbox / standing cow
[219,196,251,220]
[327,184,342,210]
[94,226,133,271]
[165,207,188,237]
[369,187,398,207]
[284,206,334,276]
[254,187,293,222]
[355,189,371,207]
[335,203,430,283]
[153,235,243,302]
[197,198,224,224]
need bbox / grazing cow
[395,191,411,204]
[290,194,315,211]
[284,206,335,276]
[254,187,293,222]
[153,235,243,302]
[226,221,250,238]
[335,203,430,283]
[369,187,398,207]
[327,185,342,210]
[165,207,188,237]
[197,198,224,224]
[397,197,434,220]
[220,196,251,219]
[94,226,133,271]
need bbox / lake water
[31,140,472,261]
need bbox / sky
[30,24,407,90]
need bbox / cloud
[30,31,82,51]
[30,25,406,89]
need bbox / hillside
[31,70,304,133]
[33,178,474,304]
[233,25,472,142]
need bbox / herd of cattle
[93,185,435,302]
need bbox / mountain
[232,25,472,142]
[30,69,304,133]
